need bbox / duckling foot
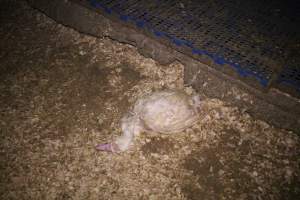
[95,142,120,153]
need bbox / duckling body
[96,90,200,152]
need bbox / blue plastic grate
[87,0,300,93]
[278,59,300,92]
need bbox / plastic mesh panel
[88,0,300,93]
[278,58,300,92]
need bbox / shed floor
[0,1,299,199]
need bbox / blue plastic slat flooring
[87,0,300,93]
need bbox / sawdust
[0,1,299,200]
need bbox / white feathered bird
[96,90,201,152]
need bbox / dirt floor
[0,1,299,200]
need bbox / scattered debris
[0,1,299,200]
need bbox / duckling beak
[95,142,120,152]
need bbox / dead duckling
[96,90,201,152]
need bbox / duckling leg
[96,115,142,152]
[95,142,120,152]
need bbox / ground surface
[0,1,299,200]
